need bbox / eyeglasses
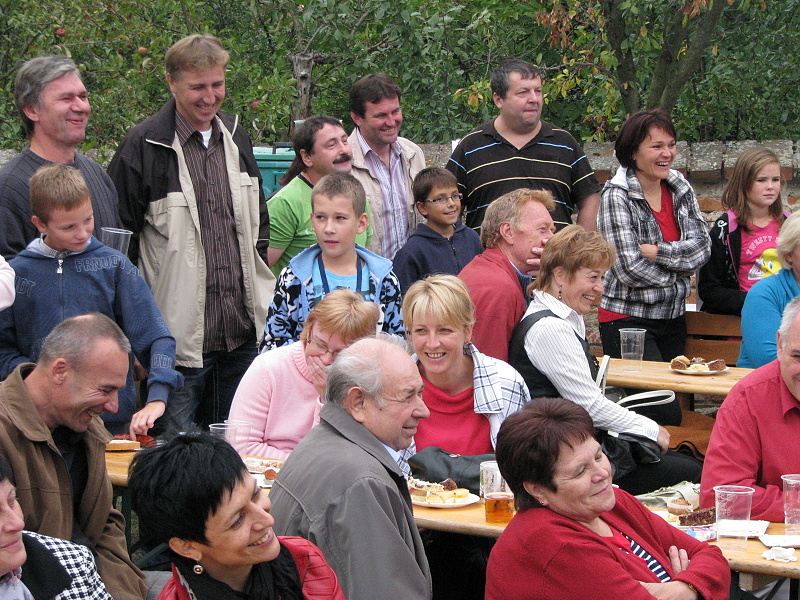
[424,193,462,204]
[307,329,341,359]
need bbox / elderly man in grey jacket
[270,334,432,600]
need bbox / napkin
[762,547,797,562]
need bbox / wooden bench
[684,311,742,367]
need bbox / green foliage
[0,0,796,153]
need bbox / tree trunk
[289,52,314,125]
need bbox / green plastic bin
[253,146,295,198]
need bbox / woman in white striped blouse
[508,225,701,495]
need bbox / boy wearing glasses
[262,172,403,350]
[392,168,483,292]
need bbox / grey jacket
[270,403,432,600]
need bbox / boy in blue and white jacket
[0,164,182,435]
[262,172,403,350]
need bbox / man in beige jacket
[348,73,425,260]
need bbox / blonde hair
[402,274,475,333]
[165,34,229,79]
[300,288,379,345]
[480,189,555,248]
[722,147,785,231]
[29,163,90,222]
[777,211,800,270]
[532,225,616,294]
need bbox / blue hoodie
[738,267,800,368]
[263,243,403,350]
[0,237,183,429]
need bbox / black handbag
[408,446,494,495]
[598,430,661,481]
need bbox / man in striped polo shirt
[447,59,600,233]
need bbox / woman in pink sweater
[229,289,379,458]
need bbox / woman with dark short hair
[598,109,710,362]
[485,398,729,600]
[129,432,344,600]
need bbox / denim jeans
[162,340,258,431]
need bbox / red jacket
[157,537,345,600]
[486,488,729,600]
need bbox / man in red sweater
[701,296,800,521]
[458,188,554,361]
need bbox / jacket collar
[318,403,407,481]
[144,97,239,148]
[288,243,393,281]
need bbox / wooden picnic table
[107,449,799,598]
[606,358,753,409]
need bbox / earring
[557,285,562,301]
[463,342,470,354]
[193,562,204,575]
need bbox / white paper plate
[759,534,800,548]
[671,367,729,376]
[412,493,480,508]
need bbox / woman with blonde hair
[403,274,529,600]
[229,288,379,458]
[699,147,787,315]
[402,274,529,454]
[509,225,701,494]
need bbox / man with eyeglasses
[447,58,600,233]
[392,167,482,292]
[348,73,426,260]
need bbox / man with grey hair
[458,188,555,361]
[0,313,147,600]
[0,55,119,259]
[700,295,800,522]
[270,335,432,600]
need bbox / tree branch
[658,0,727,109]
[600,0,641,114]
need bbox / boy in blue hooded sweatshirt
[0,164,182,435]
[263,172,403,350]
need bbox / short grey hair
[15,56,81,137]
[779,297,800,346]
[324,334,410,408]
[38,313,131,372]
[778,211,800,270]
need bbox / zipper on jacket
[57,258,63,274]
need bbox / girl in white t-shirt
[698,147,787,315]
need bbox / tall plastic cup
[714,485,754,551]
[100,227,133,255]
[781,474,800,535]
[210,422,250,456]
[620,328,646,372]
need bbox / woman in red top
[129,432,345,600]
[486,398,730,600]
[598,109,710,361]
[401,274,529,456]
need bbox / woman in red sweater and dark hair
[486,398,730,600]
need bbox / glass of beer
[480,460,514,525]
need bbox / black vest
[508,309,598,398]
